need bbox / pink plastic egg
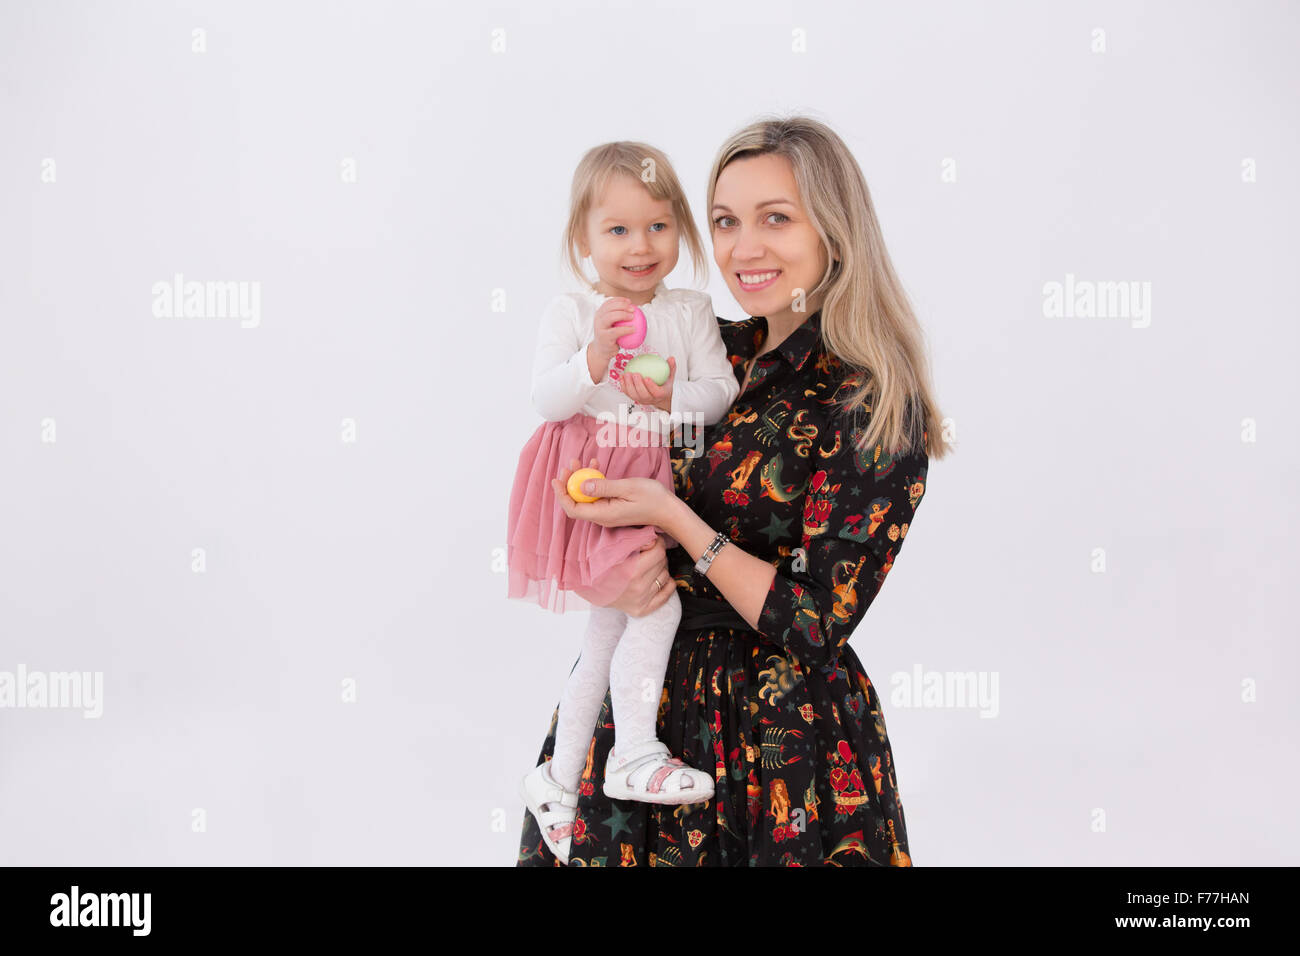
[616,306,647,349]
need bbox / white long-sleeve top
[529,281,740,437]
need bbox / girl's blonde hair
[706,114,950,461]
[562,141,709,291]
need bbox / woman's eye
[609,225,627,236]
[767,212,790,225]
[712,215,736,228]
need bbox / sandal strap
[536,797,577,829]
[525,766,578,828]
[646,758,690,793]
[607,739,671,773]
[543,787,578,809]
[534,792,577,838]
[607,741,702,793]
[536,764,579,808]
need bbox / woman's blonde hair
[706,115,950,461]
[561,141,709,291]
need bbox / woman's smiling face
[710,152,829,322]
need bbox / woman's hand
[604,535,678,618]
[551,457,676,530]
[619,356,676,414]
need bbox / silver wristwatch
[693,531,729,575]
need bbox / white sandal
[602,739,715,805]
[519,761,579,864]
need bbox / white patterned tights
[547,591,683,792]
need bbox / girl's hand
[588,298,637,371]
[620,355,676,414]
[551,457,675,530]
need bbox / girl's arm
[667,294,741,426]
[530,295,601,422]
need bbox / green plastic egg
[623,353,670,386]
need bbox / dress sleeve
[667,292,741,428]
[753,402,929,673]
[529,295,601,422]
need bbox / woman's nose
[730,226,765,261]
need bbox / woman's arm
[550,459,772,622]
[665,414,929,672]
[605,536,678,619]
[659,495,775,630]
[552,413,929,669]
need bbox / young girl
[510,142,740,863]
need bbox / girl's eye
[649,222,667,232]
[610,225,627,236]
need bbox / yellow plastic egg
[566,467,605,503]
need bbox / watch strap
[693,531,729,575]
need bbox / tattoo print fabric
[517,308,929,866]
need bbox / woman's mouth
[623,263,657,276]
[736,269,782,291]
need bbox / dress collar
[583,280,669,310]
[729,309,824,373]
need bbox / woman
[517,115,950,866]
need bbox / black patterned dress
[517,308,929,866]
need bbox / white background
[1,0,1296,865]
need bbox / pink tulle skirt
[507,412,675,614]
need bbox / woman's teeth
[739,270,780,286]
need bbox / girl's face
[710,152,829,324]
[579,174,680,302]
